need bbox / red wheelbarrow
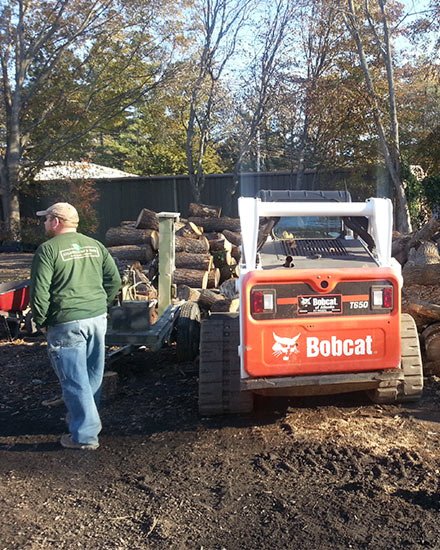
[0,279,33,340]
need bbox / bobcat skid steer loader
[198,190,423,415]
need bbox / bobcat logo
[272,332,300,361]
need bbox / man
[30,202,121,450]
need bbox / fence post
[158,211,179,316]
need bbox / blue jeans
[47,314,107,445]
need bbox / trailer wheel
[198,313,253,415]
[367,314,424,404]
[175,301,201,362]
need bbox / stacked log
[188,216,241,233]
[395,216,440,374]
[205,231,239,284]
[106,227,159,247]
[175,252,212,270]
[171,204,243,295]
[188,202,222,218]
[172,203,242,311]
[173,269,209,289]
[105,226,159,266]
[175,221,204,239]
[175,235,210,254]
[106,245,156,263]
[135,208,159,231]
[177,285,201,302]
[105,203,242,301]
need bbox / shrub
[402,164,431,230]
[422,175,440,219]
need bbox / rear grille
[282,238,348,257]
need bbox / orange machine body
[240,267,401,378]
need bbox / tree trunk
[188,202,222,218]
[209,236,232,253]
[7,190,21,241]
[135,208,159,230]
[175,222,203,239]
[188,173,202,203]
[175,236,210,254]
[105,227,159,248]
[406,241,440,267]
[405,301,440,327]
[344,0,411,234]
[219,278,238,299]
[392,234,412,265]
[224,171,240,217]
[188,216,241,232]
[402,265,440,286]
[198,289,224,309]
[392,218,440,265]
[177,285,201,302]
[175,252,213,271]
[222,230,241,246]
[408,218,440,249]
[5,103,22,241]
[296,109,310,190]
[421,323,440,363]
[108,244,156,263]
[173,268,209,289]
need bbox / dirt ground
[0,253,34,283]
[0,254,440,549]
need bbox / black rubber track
[198,313,253,415]
[367,313,424,404]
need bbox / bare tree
[294,0,343,189]
[341,0,412,233]
[225,0,296,204]
[183,0,253,202]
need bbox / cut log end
[135,208,159,231]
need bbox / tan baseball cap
[36,202,79,226]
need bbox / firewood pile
[105,203,242,313]
[106,204,440,373]
[394,217,440,375]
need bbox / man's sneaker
[64,412,71,427]
[60,434,99,450]
[42,395,64,407]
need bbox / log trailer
[198,190,424,415]
[106,212,201,363]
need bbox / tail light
[251,289,276,314]
[371,286,393,310]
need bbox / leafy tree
[398,63,440,174]
[182,0,253,201]
[92,64,225,176]
[0,0,182,240]
[222,0,296,206]
[402,0,440,175]
[340,0,412,232]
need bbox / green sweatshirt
[30,232,121,328]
